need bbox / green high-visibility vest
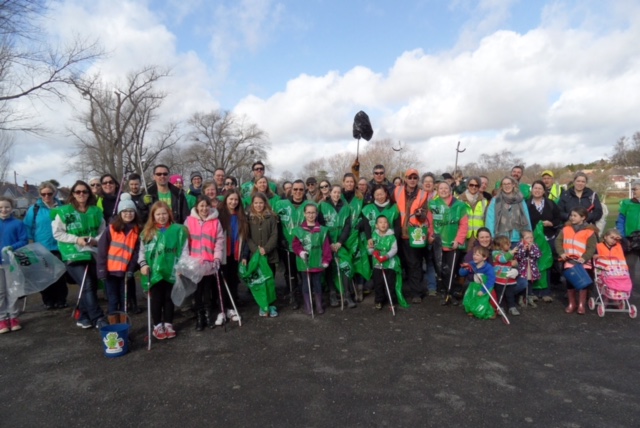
[429,197,467,249]
[619,199,640,237]
[143,224,188,289]
[274,199,311,250]
[318,201,351,243]
[293,226,328,271]
[361,203,399,231]
[51,204,103,262]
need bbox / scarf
[464,190,479,206]
[375,200,390,209]
[494,190,529,239]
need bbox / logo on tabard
[103,332,125,353]
[410,227,425,242]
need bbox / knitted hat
[190,171,203,182]
[169,174,183,185]
[117,193,136,214]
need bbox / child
[292,203,332,316]
[492,235,526,316]
[97,194,140,323]
[460,246,497,319]
[139,202,188,339]
[368,216,401,310]
[555,207,598,314]
[185,195,225,330]
[596,229,628,272]
[514,230,541,308]
[0,197,28,333]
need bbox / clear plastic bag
[170,274,198,306]
[175,254,207,284]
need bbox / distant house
[0,181,68,218]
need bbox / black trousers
[150,280,174,325]
[399,239,425,298]
[373,268,396,304]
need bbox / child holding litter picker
[459,246,497,319]
[292,203,332,316]
[514,230,541,308]
[138,201,188,340]
[492,235,526,316]
[97,194,141,324]
[0,196,28,333]
[368,215,408,310]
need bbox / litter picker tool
[479,276,510,325]
[214,265,227,332]
[286,249,294,306]
[379,266,396,317]
[335,255,345,311]
[304,258,314,319]
[443,251,459,305]
[217,270,241,327]
[71,265,89,320]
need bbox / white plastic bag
[170,275,198,306]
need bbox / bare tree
[0,0,102,132]
[184,110,270,179]
[69,66,177,179]
[0,130,15,181]
[611,132,640,167]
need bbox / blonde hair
[142,201,174,242]
[603,229,622,240]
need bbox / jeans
[67,262,104,323]
[40,251,68,306]
[105,275,125,314]
[301,271,323,294]
[0,268,19,320]
[495,277,527,308]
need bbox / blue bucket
[563,264,592,290]
[100,323,130,358]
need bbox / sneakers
[95,317,109,329]
[226,309,240,322]
[375,302,383,310]
[164,323,176,339]
[428,290,438,297]
[76,319,93,329]
[10,318,21,332]
[153,324,167,340]
[518,296,526,308]
[508,307,521,316]
[542,295,553,303]
[530,295,539,302]
[526,296,538,308]
[0,320,9,334]
[258,309,269,317]
[412,297,422,304]
[215,312,225,326]
[268,306,278,317]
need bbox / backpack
[590,192,607,237]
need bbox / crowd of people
[0,160,637,337]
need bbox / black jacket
[557,187,603,225]
[526,197,561,238]
[146,182,190,225]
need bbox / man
[274,180,310,309]
[305,177,318,201]
[541,170,562,202]
[368,164,394,202]
[393,168,432,303]
[494,165,530,198]
[127,173,149,224]
[479,175,492,202]
[146,164,189,224]
[189,171,203,197]
[240,161,277,199]
[214,168,226,195]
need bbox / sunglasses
[40,192,54,196]
[406,175,419,180]
[225,182,233,185]
[155,172,169,176]
[292,188,305,192]
[253,167,264,171]
[467,183,479,188]
[373,171,385,175]
[102,180,115,185]
[319,185,329,189]
[74,190,89,195]
[90,183,101,187]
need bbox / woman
[88,176,102,198]
[97,173,120,223]
[218,189,249,322]
[342,173,369,301]
[392,177,403,187]
[428,181,468,304]
[319,185,356,308]
[244,192,279,317]
[527,180,562,302]
[23,182,68,310]
[485,176,532,246]
[557,172,603,226]
[51,180,106,329]
[457,176,488,251]
[246,176,279,209]
[358,178,370,203]
[315,180,331,203]
[463,227,493,264]
[202,180,221,205]
[281,181,292,199]
[421,173,437,202]
[616,180,640,290]
[555,206,598,314]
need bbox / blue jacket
[0,215,28,263]
[23,198,62,251]
[459,260,496,293]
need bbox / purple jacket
[514,242,541,281]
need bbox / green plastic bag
[239,252,276,312]
[463,281,496,319]
[533,221,553,290]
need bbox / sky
[10,0,640,185]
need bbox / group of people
[0,160,637,337]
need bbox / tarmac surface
[1,280,639,428]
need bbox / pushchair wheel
[630,305,637,319]
[597,304,605,317]
[588,297,595,311]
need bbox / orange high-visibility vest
[595,242,628,272]
[393,186,428,227]
[107,225,140,273]
[186,216,220,262]
[562,225,595,269]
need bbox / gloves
[373,251,388,263]
[299,251,308,261]
[460,263,471,270]
[373,250,380,259]
[506,268,519,279]
[143,195,153,205]
[321,263,329,268]
[1,246,13,253]
[213,259,221,271]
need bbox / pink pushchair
[590,257,637,318]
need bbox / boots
[577,289,588,315]
[313,293,324,315]
[565,289,577,314]
[290,279,300,310]
[329,289,339,307]
[195,310,205,331]
[344,291,357,309]
[204,309,215,329]
[302,293,312,315]
[355,283,364,302]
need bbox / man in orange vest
[393,168,433,303]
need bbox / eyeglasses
[406,175,419,180]
[253,167,264,172]
[121,209,136,214]
[320,185,329,189]
[292,188,305,192]
[373,171,385,175]
[40,192,53,196]
[102,180,115,185]
[155,172,169,176]
[225,182,233,186]
[74,190,89,195]
[468,183,479,188]
[90,183,101,187]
